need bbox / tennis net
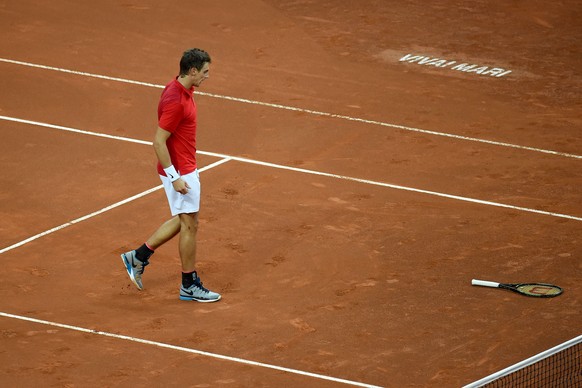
[463,334,582,388]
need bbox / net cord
[462,334,582,388]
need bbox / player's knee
[179,213,199,233]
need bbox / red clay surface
[1,1,581,387]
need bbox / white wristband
[163,165,180,182]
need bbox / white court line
[0,115,152,146]
[0,312,382,388]
[1,114,581,223]
[1,57,581,160]
[225,156,582,222]
[0,157,232,255]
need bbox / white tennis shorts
[160,169,201,216]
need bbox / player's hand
[172,178,190,194]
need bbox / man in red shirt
[122,48,221,302]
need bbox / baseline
[0,311,383,388]
[2,115,581,222]
[1,57,580,160]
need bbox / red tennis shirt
[156,78,198,176]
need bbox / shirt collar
[174,77,194,96]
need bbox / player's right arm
[153,126,190,194]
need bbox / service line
[0,57,580,160]
[0,157,232,255]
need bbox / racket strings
[516,284,562,296]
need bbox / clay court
[1,1,581,387]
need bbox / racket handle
[472,279,500,288]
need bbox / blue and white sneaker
[121,250,149,290]
[179,272,221,302]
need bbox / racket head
[502,283,563,298]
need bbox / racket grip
[472,279,500,288]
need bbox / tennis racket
[471,279,563,298]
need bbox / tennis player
[122,48,221,302]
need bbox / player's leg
[121,246,150,291]
[178,212,221,302]
[147,216,180,249]
[178,212,198,272]
[121,216,180,291]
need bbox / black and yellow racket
[471,279,563,298]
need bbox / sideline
[1,57,580,160]
[0,311,383,388]
[1,115,581,227]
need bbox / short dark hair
[179,48,211,75]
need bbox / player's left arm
[153,127,190,194]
